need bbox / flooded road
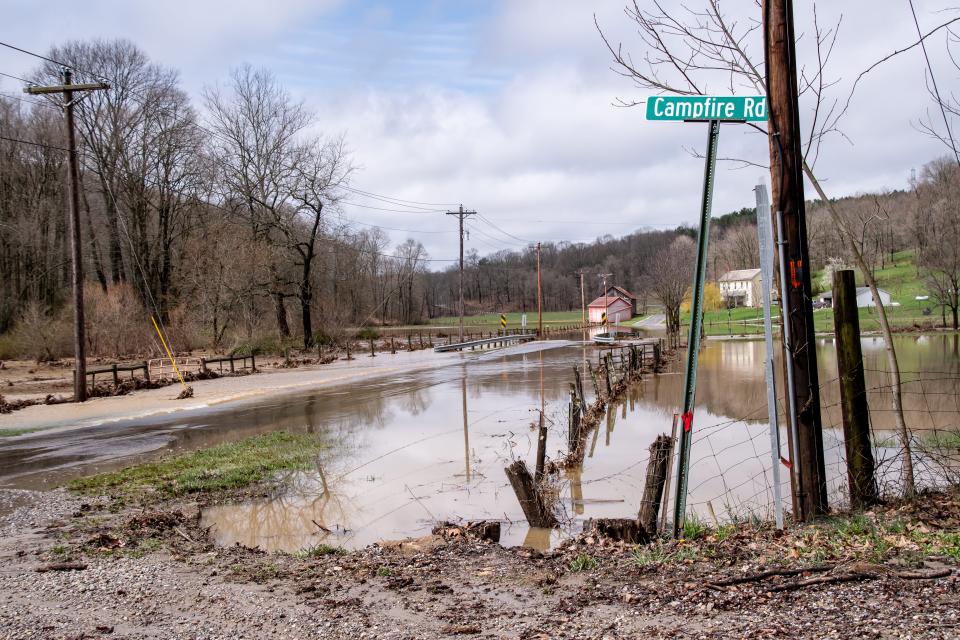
[1,333,958,550]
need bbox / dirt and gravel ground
[1,484,959,639]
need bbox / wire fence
[669,366,960,525]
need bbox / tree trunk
[274,292,290,338]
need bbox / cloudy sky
[2,0,957,265]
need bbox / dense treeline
[1,38,958,360]
[0,39,431,358]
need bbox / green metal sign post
[644,95,767,537]
[671,118,720,538]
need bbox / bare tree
[917,158,960,328]
[643,236,696,347]
[204,64,309,341]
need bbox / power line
[0,90,59,110]
[342,184,458,207]
[0,70,35,85]
[476,213,536,244]
[0,134,68,151]
[333,214,453,235]
[340,199,446,214]
[0,40,462,217]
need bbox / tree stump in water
[504,460,557,528]
[585,518,647,544]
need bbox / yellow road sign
[499,313,507,328]
[601,311,607,325]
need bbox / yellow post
[150,316,187,390]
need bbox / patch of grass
[632,542,702,566]
[67,432,325,501]
[127,537,163,559]
[425,310,587,328]
[295,543,345,558]
[376,566,393,577]
[568,553,598,572]
[355,327,380,340]
[681,516,709,541]
[713,524,736,542]
[0,427,47,438]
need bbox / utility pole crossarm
[24,82,110,95]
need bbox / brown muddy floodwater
[2,333,959,550]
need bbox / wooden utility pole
[536,242,543,336]
[599,273,612,327]
[832,269,877,508]
[577,271,586,325]
[764,0,827,519]
[26,69,109,403]
[446,205,477,342]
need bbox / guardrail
[434,333,537,353]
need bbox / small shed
[604,285,639,316]
[819,287,892,308]
[588,294,632,324]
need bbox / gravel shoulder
[1,485,959,639]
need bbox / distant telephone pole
[765,0,827,519]
[446,205,477,342]
[536,242,543,336]
[599,273,612,326]
[26,69,109,403]
[575,270,587,325]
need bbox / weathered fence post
[638,434,674,535]
[603,354,613,397]
[407,334,413,351]
[251,354,256,371]
[588,362,600,399]
[419,332,424,349]
[535,410,548,483]
[573,366,585,405]
[142,361,150,382]
[346,341,353,360]
[369,338,376,357]
[390,337,396,354]
[111,364,119,386]
[832,269,877,508]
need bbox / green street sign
[646,96,767,122]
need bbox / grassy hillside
[682,250,944,336]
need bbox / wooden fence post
[638,434,674,535]
[535,411,548,483]
[832,269,877,508]
[369,338,376,357]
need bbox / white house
[718,268,762,308]
[819,287,893,308]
